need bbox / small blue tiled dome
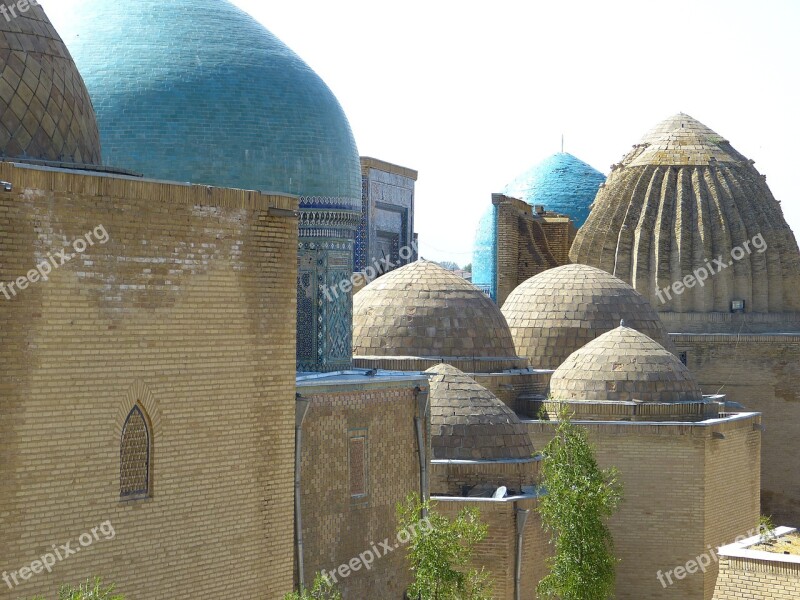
[503,153,605,227]
[49,0,361,208]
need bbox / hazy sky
[230,0,800,265]
[44,1,800,265]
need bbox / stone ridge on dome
[502,264,677,369]
[549,326,703,403]
[503,152,605,227]
[352,260,523,367]
[426,364,534,461]
[0,3,101,165]
[50,0,360,207]
[570,113,800,313]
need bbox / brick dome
[0,2,101,165]
[353,260,526,370]
[570,113,800,313]
[550,325,702,402]
[426,364,534,461]
[502,264,676,369]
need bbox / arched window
[120,405,150,499]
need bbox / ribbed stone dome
[353,260,524,369]
[570,114,800,313]
[426,364,534,461]
[550,326,702,402]
[0,2,101,164]
[49,0,360,207]
[502,264,676,369]
[504,152,605,227]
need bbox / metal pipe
[414,385,430,517]
[294,394,311,590]
[515,505,530,600]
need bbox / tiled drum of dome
[471,205,497,300]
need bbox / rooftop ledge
[520,411,762,428]
[432,486,545,503]
[718,527,800,565]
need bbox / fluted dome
[0,3,101,164]
[353,260,526,370]
[550,326,702,402]
[502,264,676,369]
[504,152,605,227]
[571,114,800,313]
[426,364,534,461]
[49,0,360,208]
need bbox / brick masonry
[713,556,800,599]
[526,415,761,600]
[296,380,426,599]
[672,333,800,525]
[0,162,298,599]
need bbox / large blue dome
[48,0,361,208]
[503,153,605,227]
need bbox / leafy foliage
[283,573,341,600]
[759,514,777,544]
[397,493,492,600]
[537,406,622,600]
[28,578,123,600]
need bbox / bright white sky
[231,0,800,265]
[45,0,800,266]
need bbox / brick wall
[525,415,761,600]
[297,380,425,599]
[435,497,550,600]
[673,333,800,524]
[0,162,298,599]
[492,195,572,307]
[713,556,800,599]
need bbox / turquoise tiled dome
[48,0,361,208]
[503,152,605,227]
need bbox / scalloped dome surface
[0,3,101,164]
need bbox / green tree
[397,493,492,600]
[537,406,622,600]
[28,577,123,600]
[283,573,341,600]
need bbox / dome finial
[620,318,627,328]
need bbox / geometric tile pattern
[426,363,534,460]
[0,3,101,164]
[571,113,800,314]
[502,264,677,369]
[550,325,703,403]
[120,405,150,498]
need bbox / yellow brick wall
[0,163,298,599]
[713,557,800,599]
[298,383,423,599]
[436,497,550,600]
[526,416,761,600]
[673,334,800,524]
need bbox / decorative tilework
[471,205,497,300]
[50,0,361,203]
[0,3,101,164]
